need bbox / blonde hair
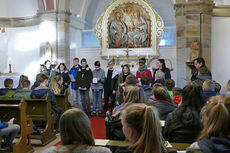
[198,95,230,140]
[122,103,166,153]
[202,80,214,91]
[49,75,62,94]
[124,86,145,104]
[226,80,230,92]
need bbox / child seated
[31,74,62,132]
[49,75,65,95]
[43,108,111,153]
[165,79,175,101]
[0,78,15,98]
[14,80,31,99]
[0,119,20,151]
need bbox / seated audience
[140,75,152,100]
[49,75,65,94]
[31,73,43,90]
[226,80,230,95]
[17,75,28,89]
[43,108,111,153]
[56,63,71,89]
[116,74,137,105]
[186,95,230,153]
[213,80,221,92]
[117,103,168,153]
[113,86,145,115]
[172,87,182,105]
[148,83,163,103]
[202,80,219,101]
[31,74,62,132]
[0,78,15,98]
[14,80,31,99]
[164,82,206,143]
[149,86,176,120]
[165,79,175,101]
[197,66,212,82]
[0,119,20,151]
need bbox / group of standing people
[68,57,171,117]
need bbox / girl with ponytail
[186,95,230,153]
[118,103,167,153]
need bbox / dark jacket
[152,68,171,84]
[104,69,119,91]
[56,71,71,89]
[164,107,202,143]
[13,89,32,99]
[31,87,58,109]
[197,74,212,82]
[31,81,40,90]
[149,99,176,120]
[203,90,219,101]
[197,137,230,153]
[0,88,10,96]
[75,65,93,89]
[70,64,81,89]
[141,85,152,100]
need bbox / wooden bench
[0,95,56,145]
[55,90,71,112]
[0,99,34,153]
[95,139,190,152]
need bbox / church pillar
[174,0,213,87]
[39,11,71,67]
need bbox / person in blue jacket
[69,57,82,109]
[0,119,20,150]
[31,73,62,132]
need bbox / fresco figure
[109,11,128,48]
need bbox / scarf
[138,65,147,74]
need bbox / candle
[9,57,12,64]
[116,50,119,57]
[107,54,110,59]
[137,49,140,57]
[147,52,149,59]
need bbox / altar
[94,0,165,65]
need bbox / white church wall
[211,17,230,93]
[69,27,82,66]
[0,26,41,85]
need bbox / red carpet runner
[90,116,106,139]
[54,116,106,146]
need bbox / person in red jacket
[136,57,152,85]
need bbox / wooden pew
[0,99,34,153]
[95,139,190,152]
[55,90,71,112]
[0,95,56,145]
[24,95,57,145]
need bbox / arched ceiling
[0,0,229,29]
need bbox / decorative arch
[95,0,164,58]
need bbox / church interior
[0,0,230,153]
